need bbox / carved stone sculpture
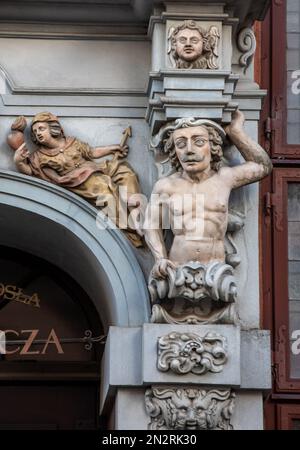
[168,20,220,69]
[145,387,235,430]
[9,112,143,247]
[157,331,228,375]
[144,110,272,323]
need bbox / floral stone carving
[145,387,236,430]
[157,331,228,375]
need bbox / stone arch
[0,170,150,331]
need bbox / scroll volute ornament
[237,27,256,72]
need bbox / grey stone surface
[115,389,148,430]
[241,330,271,390]
[0,38,150,92]
[151,21,166,72]
[231,391,264,430]
[101,327,143,414]
[225,119,263,329]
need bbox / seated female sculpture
[11,112,143,247]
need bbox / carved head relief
[168,21,220,69]
[145,387,235,430]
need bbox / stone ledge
[100,324,271,413]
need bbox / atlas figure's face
[32,122,52,145]
[175,28,203,62]
[173,126,211,174]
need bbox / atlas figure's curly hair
[164,122,224,172]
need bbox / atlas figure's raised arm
[220,110,272,189]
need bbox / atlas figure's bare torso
[161,172,230,264]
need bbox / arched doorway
[0,170,150,430]
[0,246,104,430]
[0,170,150,329]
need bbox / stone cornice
[148,12,239,37]
[0,0,271,31]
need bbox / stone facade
[0,0,271,430]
